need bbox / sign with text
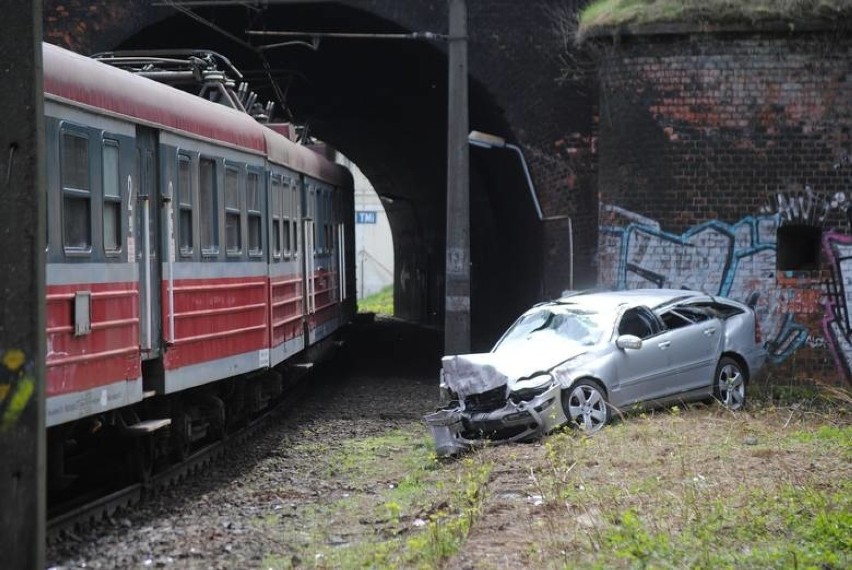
[356,211,377,224]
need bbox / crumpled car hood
[442,341,587,399]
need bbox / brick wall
[594,26,852,385]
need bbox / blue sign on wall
[356,211,377,224]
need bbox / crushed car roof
[551,288,710,311]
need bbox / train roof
[263,130,350,188]
[43,42,350,187]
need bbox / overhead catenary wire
[245,30,448,42]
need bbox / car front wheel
[714,356,746,410]
[562,380,611,433]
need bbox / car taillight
[754,317,763,344]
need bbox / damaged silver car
[425,289,766,457]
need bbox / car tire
[562,379,611,433]
[713,356,746,410]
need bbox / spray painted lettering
[762,186,851,228]
[599,205,808,365]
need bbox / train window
[271,176,282,259]
[247,171,262,256]
[292,185,300,258]
[199,157,218,253]
[284,218,292,255]
[178,154,193,255]
[324,226,329,253]
[326,193,332,253]
[324,192,332,253]
[102,140,121,254]
[61,131,91,252]
[316,191,324,253]
[225,166,242,255]
[282,177,292,257]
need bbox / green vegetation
[257,396,850,568]
[258,429,493,569]
[358,285,393,316]
[577,0,852,40]
[525,404,851,568]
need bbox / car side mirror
[616,334,642,350]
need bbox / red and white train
[43,42,355,485]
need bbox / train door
[135,126,163,359]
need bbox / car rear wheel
[562,380,611,433]
[714,357,746,410]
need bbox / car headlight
[509,374,554,403]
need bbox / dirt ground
[46,317,851,569]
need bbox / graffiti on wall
[600,200,852,381]
[599,204,811,365]
[0,348,35,433]
[763,185,852,227]
[822,232,852,379]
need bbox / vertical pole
[445,0,470,354]
[0,1,46,568]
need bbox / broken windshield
[493,306,612,353]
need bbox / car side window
[660,307,714,330]
[661,310,692,330]
[618,307,660,339]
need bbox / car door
[611,306,676,406]
[660,307,722,394]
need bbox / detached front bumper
[424,383,568,457]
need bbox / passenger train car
[42,42,355,486]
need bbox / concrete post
[444,0,470,355]
[0,1,46,567]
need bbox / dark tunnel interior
[105,1,545,351]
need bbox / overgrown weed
[525,394,851,568]
[575,0,852,41]
[260,390,849,568]
[260,427,493,569]
[357,285,393,316]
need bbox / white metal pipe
[505,143,544,221]
[142,196,152,350]
[167,183,175,343]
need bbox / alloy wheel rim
[568,385,606,432]
[718,363,745,409]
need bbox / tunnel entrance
[64,1,547,351]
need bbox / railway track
[47,382,307,541]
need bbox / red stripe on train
[163,275,269,370]
[46,282,140,397]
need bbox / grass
[258,429,493,569]
[522,400,851,568]
[358,285,393,316]
[576,0,852,40]
[255,391,850,569]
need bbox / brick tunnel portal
[45,1,590,350]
